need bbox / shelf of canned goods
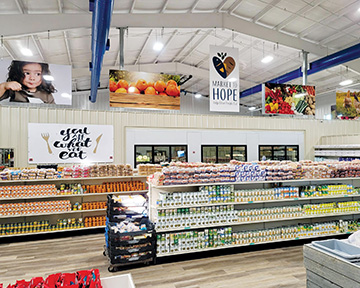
[149,178,360,256]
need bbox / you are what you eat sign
[28,123,114,164]
[209,45,239,112]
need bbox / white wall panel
[2,106,360,167]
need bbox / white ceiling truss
[0,0,359,109]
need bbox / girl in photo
[0,60,56,104]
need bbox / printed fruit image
[158,92,167,96]
[165,84,180,97]
[147,81,155,88]
[166,80,177,88]
[145,86,156,95]
[154,80,166,93]
[109,80,118,92]
[115,88,127,93]
[117,79,129,90]
[128,87,140,94]
[136,79,148,92]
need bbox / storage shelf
[152,177,360,189]
[155,194,360,210]
[156,211,360,232]
[0,225,105,238]
[0,208,106,219]
[0,175,146,184]
[0,190,148,201]
[314,145,360,149]
[157,231,352,257]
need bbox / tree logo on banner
[212,52,236,79]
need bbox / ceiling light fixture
[43,75,54,81]
[339,79,353,86]
[21,47,33,56]
[261,55,273,63]
[195,93,202,98]
[248,106,256,111]
[153,41,163,51]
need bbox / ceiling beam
[171,29,201,62]
[0,13,330,56]
[160,0,169,13]
[153,29,178,63]
[179,29,213,63]
[57,0,64,13]
[15,0,27,14]
[274,0,326,31]
[252,0,281,23]
[31,35,46,62]
[134,29,153,65]
[2,42,16,59]
[73,62,209,80]
[129,0,136,13]
[319,24,358,46]
[63,31,73,66]
[228,0,244,15]
[189,0,201,13]
[216,0,231,12]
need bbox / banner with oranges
[209,45,239,112]
[109,70,181,110]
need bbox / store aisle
[0,234,306,288]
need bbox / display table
[101,274,135,288]
[303,243,360,287]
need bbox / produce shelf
[0,208,106,219]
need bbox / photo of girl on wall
[0,60,56,104]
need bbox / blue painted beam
[240,42,360,98]
[89,0,114,103]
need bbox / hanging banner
[336,88,360,119]
[209,45,239,112]
[0,59,72,105]
[28,123,113,164]
[109,70,180,110]
[262,83,315,115]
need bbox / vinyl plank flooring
[0,234,306,287]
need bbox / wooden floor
[0,234,306,288]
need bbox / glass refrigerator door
[273,146,286,161]
[286,146,298,161]
[233,146,246,161]
[202,146,216,163]
[259,146,273,161]
[154,146,170,163]
[0,148,14,171]
[218,146,231,163]
[171,146,187,162]
[135,146,152,166]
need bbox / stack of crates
[104,194,156,272]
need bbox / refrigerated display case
[259,145,299,161]
[201,145,247,163]
[135,145,187,167]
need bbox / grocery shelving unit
[0,175,147,238]
[149,177,360,257]
[314,145,360,161]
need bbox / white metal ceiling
[0,0,360,109]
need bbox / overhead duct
[240,42,360,98]
[89,0,114,103]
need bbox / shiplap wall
[1,105,360,167]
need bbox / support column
[302,50,309,85]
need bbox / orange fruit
[129,82,136,87]
[115,88,127,93]
[117,79,129,90]
[166,85,180,97]
[154,80,166,93]
[128,86,140,94]
[145,86,156,95]
[136,79,147,92]
[109,80,118,92]
[158,92,167,96]
[147,81,155,88]
[167,80,177,88]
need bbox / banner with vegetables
[336,89,360,119]
[262,83,315,116]
[109,70,180,110]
